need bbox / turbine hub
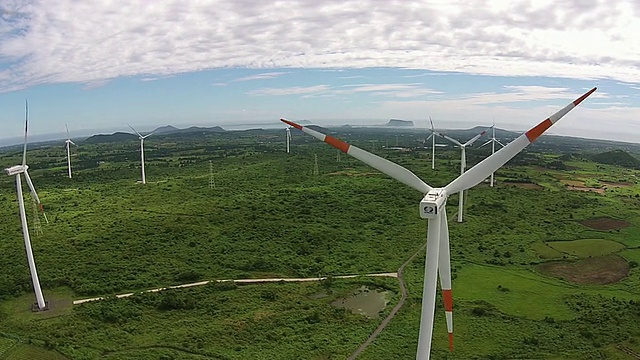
[4,164,27,176]
[420,188,447,219]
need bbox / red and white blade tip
[280,118,302,130]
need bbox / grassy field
[1,128,640,359]
[547,239,625,258]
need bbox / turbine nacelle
[5,164,28,176]
[420,188,447,219]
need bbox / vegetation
[1,127,639,359]
[592,149,640,169]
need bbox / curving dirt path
[72,272,398,305]
[347,242,427,360]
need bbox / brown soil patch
[568,186,605,194]
[503,182,543,189]
[561,180,586,187]
[535,254,629,285]
[580,217,631,231]
[601,181,634,188]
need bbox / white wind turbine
[286,126,292,153]
[433,127,488,223]
[64,124,76,179]
[281,87,596,360]
[478,124,505,187]
[423,117,438,170]
[4,100,50,311]
[128,124,154,184]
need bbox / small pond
[331,286,391,319]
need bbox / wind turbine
[478,124,505,187]
[433,127,488,223]
[424,117,437,170]
[4,100,50,311]
[281,87,596,360]
[286,126,292,153]
[64,124,76,179]
[128,124,154,184]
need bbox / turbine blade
[429,116,435,130]
[23,169,48,223]
[127,124,143,137]
[281,119,432,194]
[478,139,492,148]
[496,139,506,148]
[463,129,487,147]
[65,123,70,139]
[22,100,28,166]
[438,210,454,352]
[435,132,463,147]
[445,87,597,194]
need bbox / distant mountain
[386,119,414,127]
[592,150,640,168]
[153,125,179,134]
[151,125,225,134]
[84,132,137,144]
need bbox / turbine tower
[424,117,438,170]
[128,124,154,184]
[4,100,50,311]
[64,124,76,179]
[286,127,292,153]
[478,124,505,187]
[281,87,596,360]
[434,128,488,222]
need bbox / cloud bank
[0,0,639,92]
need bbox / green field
[1,127,640,359]
[547,239,625,258]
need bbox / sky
[0,0,639,146]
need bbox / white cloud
[231,72,288,82]
[247,84,330,96]
[248,83,442,99]
[0,0,639,92]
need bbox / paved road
[347,242,427,360]
[72,272,398,305]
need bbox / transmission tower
[209,160,216,189]
[31,197,42,236]
[313,154,319,176]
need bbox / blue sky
[1,1,639,145]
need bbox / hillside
[592,149,640,168]
[84,132,137,144]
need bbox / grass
[1,128,640,359]
[546,239,625,258]
[531,241,563,259]
[3,344,70,360]
[0,338,17,357]
[454,264,577,321]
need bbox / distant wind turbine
[128,124,154,184]
[280,87,596,360]
[478,124,505,187]
[433,128,488,222]
[4,100,50,311]
[64,124,76,179]
[424,117,438,170]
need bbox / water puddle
[331,286,391,319]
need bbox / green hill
[592,149,640,168]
